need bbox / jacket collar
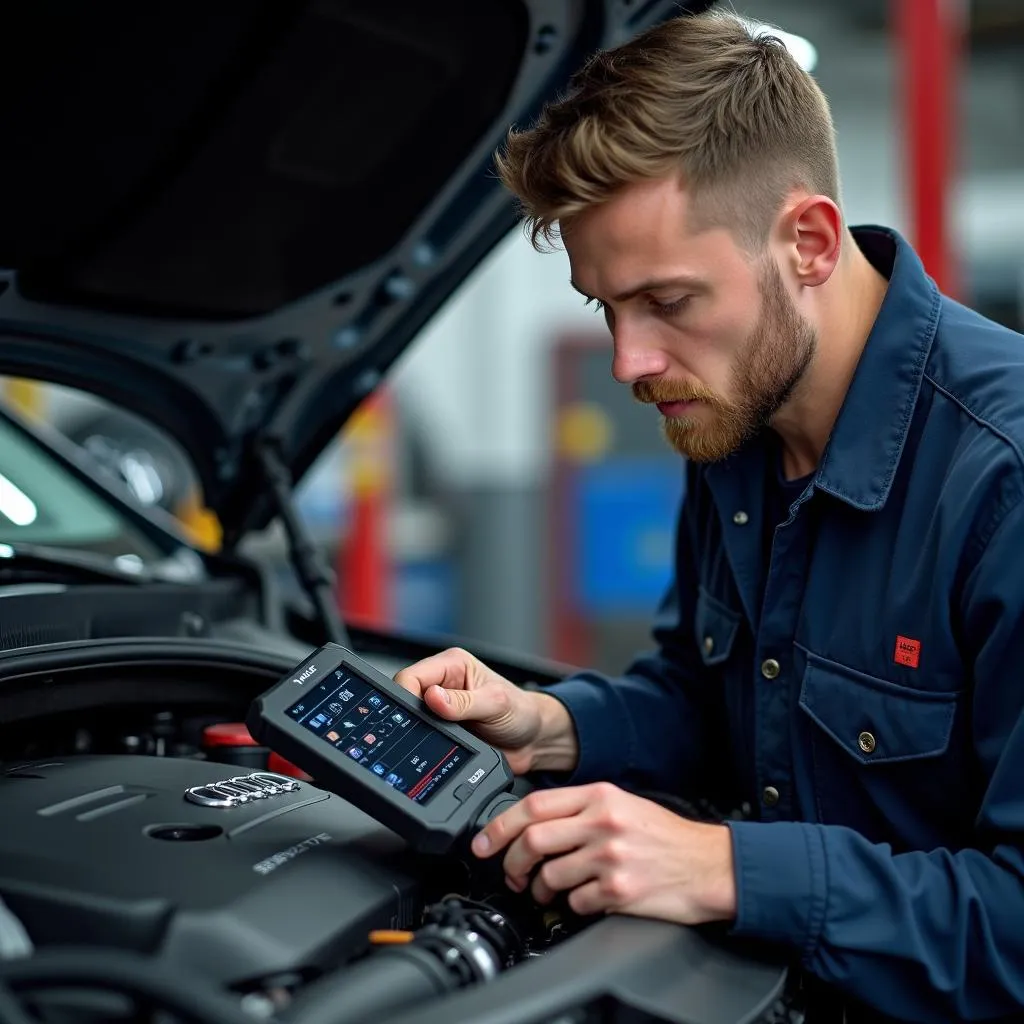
[812,225,940,510]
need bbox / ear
[778,195,842,287]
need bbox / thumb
[423,682,507,724]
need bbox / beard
[633,259,817,462]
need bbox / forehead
[562,177,752,290]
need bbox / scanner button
[481,795,518,823]
[453,783,474,803]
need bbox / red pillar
[895,0,965,297]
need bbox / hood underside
[0,0,712,538]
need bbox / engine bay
[0,643,794,1024]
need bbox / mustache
[632,379,720,405]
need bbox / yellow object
[343,394,394,498]
[556,402,613,463]
[175,491,223,552]
[3,378,44,421]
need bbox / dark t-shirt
[760,432,812,610]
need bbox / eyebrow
[569,275,708,303]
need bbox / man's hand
[472,782,737,925]
[393,648,579,775]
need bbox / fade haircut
[494,10,840,252]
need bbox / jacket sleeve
[539,464,724,796]
[727,499,1024,1022]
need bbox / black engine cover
[0,756,419,986]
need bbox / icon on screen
[329,703,344,715]
[363,733,376,745]
[372,763,386,776]
[310,714,327,729]
[326,731,340,742]
[386,773,403,786]
[368,695,383,708]
[348,747,364,759]
[357,706,370,715]
[343,721,356,729]
[392,712,406,724]
[337,690,354,702]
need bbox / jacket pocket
[799,652,959,765]
[694,587,741,667]
[797,651,967,837]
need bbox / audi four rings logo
[184,771,300,809]
[292,664,317,684]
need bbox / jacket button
[762,786,780,807]
[760,658,781,679]
[733,510,749,525]
[858,731,876,754]
[703,636,715,655]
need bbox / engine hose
[0,949,255,1024]
[284,945,454,1024]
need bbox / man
[395,11,1024,1021]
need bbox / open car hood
[0,0,711,540]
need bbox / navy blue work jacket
[545,226,1024,1021]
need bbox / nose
[610,320,670,384]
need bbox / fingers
[529,849,598,905]
[501,817,591,891]
[472,784,644,913]
[472,786,595,858]
[566,879,609,917]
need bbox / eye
[652,296,691,316]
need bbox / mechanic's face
[563,176,817,461]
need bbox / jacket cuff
[727,820,829,961]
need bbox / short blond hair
[495,11,840,250]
